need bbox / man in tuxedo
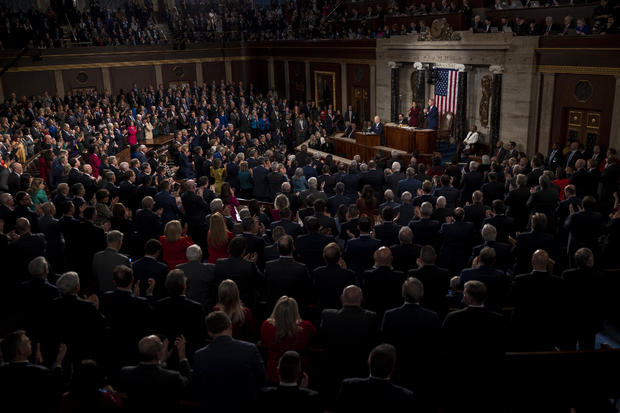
[321,286,379,383]
[457,247,509,312]
[259,351,321,413]
[295,217,335,272]
[363,247,406,317]
[214,236,262,308]
[424,98,439,130]
[264,235,311,306]
[509,249,569,351]
[337,344,414,413]
[176,245,215,308]
[193,311,266,411]
[408,245,450,315]
[371,115,385,146]
[92,230,130,294]
[312,242,357,310]
[119,334,190,412]
[381,277,440,390]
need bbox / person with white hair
[379,189,399,213]
[386,160,405,193]
[176,244,215,308]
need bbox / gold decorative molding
[537,65,620,76]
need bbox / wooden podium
[385,125,436,154]
[354,132,380,147]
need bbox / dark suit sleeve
[250,344,267,389]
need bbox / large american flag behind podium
[434,68,459,116]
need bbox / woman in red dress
[207,212,235,263]
[260,296,316,384]
[213,279,256,342]
[159,220,193,270]
[356,184,379,219]
[408,101,420,127]
[127,120,138,146]
[88,145,101,178]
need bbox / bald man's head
[374,247,393,267]
[531,249,549,271]
[341,285,363,307]
[138,335,164,362]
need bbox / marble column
[454,65,468,144]
[225,60,232,84]
[267,58,275,91]
[155,64,163,88]
[102,67,112,94]
[489,65,504,150]
[195,62,203,86]
[370,64,376,120]
[54,70,64,98]
[283,60,290,100]
[388,62,401,123]
[0,78,5,103]
[609,75,620,151]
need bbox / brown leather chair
[438,112,454,144]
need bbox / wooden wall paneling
[161,62,196,88]
[202,61,226,84]
[2,70,56,97]
[274,60,285,98]
[288,61,306,103]
[347,63,371,124]
[109,65,157,94]
[550,73,615,150]
[61,68,104,94]
[232,59,268,94]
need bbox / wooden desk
[385,125,436,154]
[354,132,380,147]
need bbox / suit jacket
[0,362,56,411]
[327,194,351,216]
[409,218,440,249]
[338,377,415,413]
[393,203,415,227]
[460,171,484,206]
[360,169,386,203]
[270,219,302,237]
[363,266,406,316]
[396,177,422,198]
[470,240,513,272]
[295,232,335,271]
[260,386,321,413]
[176,261,215,308]
[512,231,554,275]
[526,168,544,188]
[564,209,605,255]
[564,150,583,169]
[154,190,179,224]
[214,256,262,307]
[464,202,490,233]
[458,266,509,311]
[371,122,385,144]
[374,222,401,247]
[439,221,475,273]
[119,180,139,211]
[155,295,205,357]
[345,235,382,278]
[181,191,209,227]
[434,186,459,209]
[483,214,515,243]
[425,105,439,130]
[442,306,505,358]
[265,256,311,306]
[481,181,506,205]
[132,255,169,299]
[7,171,20,194]
[546,148,563,170]
[73,220,106,282]
[193,336,266,411]
[252,165,270,200]
[409,264,451,314]
[562,266,604,343]
[92,247,130,293]
[509,271,568,351]
[134,208,163,242]
[267,171,287,200]
[389,243,421,273]
[312,264,357,310]
[386,171,405,193]
[7,232,47,284]
[505,186,531,231]
[119,360,190,412]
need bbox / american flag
[434,68,459,116]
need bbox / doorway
[351,86,369,127]
[565,108,600,153]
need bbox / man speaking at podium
[371,115,385,146]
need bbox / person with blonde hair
[213,279,256,341]
[271,193,290,222]
[260,296,316,383]
[207,212,234,264]
[159,220,193,269]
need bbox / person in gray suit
[92,230,130,293]
[175,244,215,309]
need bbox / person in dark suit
[344,105,359,125]
[119,334,190,412]
[409,202,441,250]
[481,172,506,206]
[526,157,545,188]
[460,162,484,210]
[7,217,47,286]
[564,195,605,260]
[295,217,335,272]
[393,191,415,226]
[252,158,271,201]
[438,208,475,274]
[374,206,401,247]
[512,213,554,275]
[265,235,311,306]
[397,168,422,198]
[180,180,209,243]
[73,207,106,288]
[176,244,215,308]
[564,140,583,169]
[381,277,440,390]
[345,216,382,279]
[562,248,604,350]
[270,207,302,238]
[424,98,439,130]
[177,145,194,179]
[131,239,169,299]
[526,175,559,231]
[7,162,23,194]
[385,162,406,194]
[327,182,351,217]
[408,245,451,315]
[337,343,414,413]
[509,249,569,351]
[371,115,385,146]
[154,180,180,225]
[389,226,421,273]
[470,224,514,272]
[464,190,490,237]
[360,160,386,203]
[259,351,321,413]
[92,230,130,294]
[118,171,139,212]
[267,163,288,201]
[546,142,564,171]
[504,173,531,232]
[457,247,509,312]
[134,196,164,244]
[363,247,406,317]
[193,311,266,411]
[214,236,262,309]
[312,242,357,310]
[442,280,505,358]
[240,216,268,269]
[154,269,206,360]
[433,174,459,210]
[101,265,156,373]
[483,200,515,243]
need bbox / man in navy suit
[396,167,422,198]
[371,115,385,146]
[193,311,266,411]
[154,180,179,225]
[457,247,509,312]
[345,216,382,279]
[424,98,439,130]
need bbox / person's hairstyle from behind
[69,359,105,401]
[402,277,424,303]
[107,229,123,246]
[481,224,497,242]
[83,206,96,221]
[164,220,183,243]
[274,193,290,210]
[531,212,547,232]
[57,271,80,296]
[574,247,594,268]
[269,296,302,341]
[382,206,395,221]
[228,235,247,257]
[277,235,294,256]
[28,256,49,278]
[323,242,341,265]
[206,311,232,336]
[210,198,224,213]
[582,195,596,211]
[0,330,28,362]
[144,238,162,256]
[361,184,374,204]
[271,226,286,244]
[278,351,302,384]
[208,212,228,247]
[368,344,397,379]
[420,245,436,265]
[137,335,163,362]
[186,244,202,262]
[463,280,487,306]
[112,265,133,288]
[165,269,186,296]
[217,279,246,325]
[478,246,496,266]
[358,215,372,233]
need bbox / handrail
[65,14,77,42]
